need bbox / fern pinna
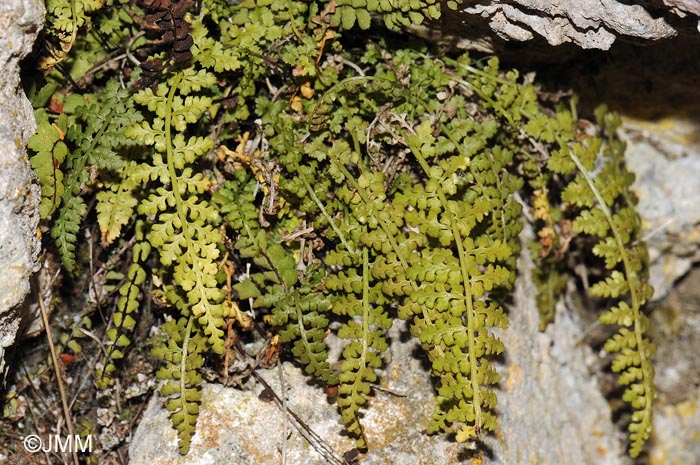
[326,0,467,30]
[37,0,103,72]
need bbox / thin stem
[179,316,194,435]
[443,56,512,87]
[299,175,355,255]
[34,274,79,465]
[567,150,653,418]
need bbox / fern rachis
[564,126,654,458]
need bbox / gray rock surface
[129,246,624,465]
[649,267,700,405]
[649,400,700,465]
[0,0,43,374]
[647,267,700,465]
[620,119,700,299]
[450,0,693,50]
[664,0,700,16]
[482,251,624,465]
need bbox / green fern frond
[152,316,207,455]
[230,223,339,386]
[546,104,656,457]
[96,163,139,246]
[96,223,150,388]
[327,244,391,449]
[329,0,443,30]
[213,171,260,232]
[398,119,513,442]
[128,70,225,354]
[29,79,143,271]
[29,111,69,219]
[50,196,87,273]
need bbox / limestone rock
[620,118,700,299]
[129,248,623,465]
[481,251,624,465]
[0,0,43,373]
[650,400,700,465]
[647,267,700,464]
[664,0,700,16]
[439,0,700,51]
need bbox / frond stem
[567,149,653,419]
[300,175,355,255]
[405,137,483,432]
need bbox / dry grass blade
[34,273,79,465]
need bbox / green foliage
[120,19,239,449]
[256,41,527,445]
[96,222,151,389]
[330,0,438,30]
[29,80,143,271]
[226,206,338,385]
[577,112,655,458]
[27,0,658,459]
[329,244,391,449]
[397,119,517,441]
[526,103,655,457]
[126,69,226,355]
[96,163,140,246]
[38,0,104,72]
[322,0,465,30]
[29,111,69,219]
[152,316,207,454]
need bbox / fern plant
[25,0,659,459]
[121,50,229,453]
[29,79,143,271]
[395,118,516,441]
[531,104,656,457]
[95,221,150,389]
[295,44,531,443]
[219,173,338,385]
[125,69,226,346]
